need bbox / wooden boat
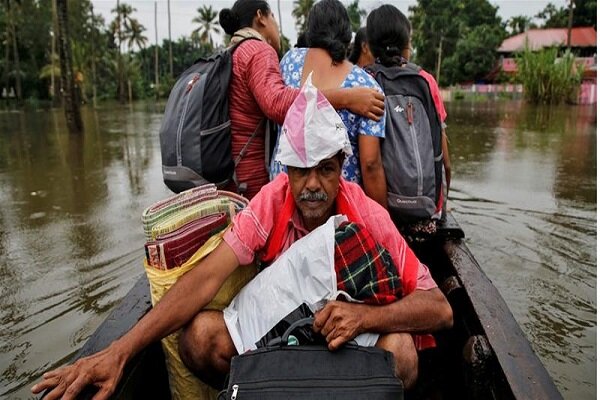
[60,214,562,399]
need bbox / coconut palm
[191,5,220,48]
[292,0,314,32]
[126,18,148,52]
[111,1,136,102]
[346,0,366,32]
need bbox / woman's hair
[306,0,352,64]
[366,4,411,67]
[295,31,308,48]
[347,27,367,64]
[219,0,271,36]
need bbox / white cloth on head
[274,72,352,168]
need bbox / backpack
[367,62,443,224]
[159,37,262,194]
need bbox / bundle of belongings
[142,185,256,400]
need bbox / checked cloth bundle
[334,222,403,304]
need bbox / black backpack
[159,37,262,194]
[367,62,443,224]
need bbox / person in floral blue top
[270,0,388,208]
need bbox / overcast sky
[90,0,569,48]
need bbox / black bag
[219,318,404,400]
[367,62,444,224]
[159,37,262,194]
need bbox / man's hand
[345,88,385,121]
[313,301,366,351]
[31,343,127,400]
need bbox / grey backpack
[159,37,261,194]
[367,62,443,224]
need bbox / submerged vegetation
[516,47,584,105]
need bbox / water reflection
[0,103,171,398]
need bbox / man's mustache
[299,191,328,201]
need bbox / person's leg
[178,310,237,389]
[376,332,419,389]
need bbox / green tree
[125,18,148,52]
[346,0,366,32]
[409,0,503,85]
[536,0,596,28]
[191,5,220,48]
[292,0,314,32]
[111,1,136,102]
[506,15,535,35]
[536,3,567,28]
[444,24,504,83]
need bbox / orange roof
[498,27,596,52]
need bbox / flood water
[0,100,596,399]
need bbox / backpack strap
[232,119,266,194]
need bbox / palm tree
[292,0,314,32]
[346,0,366,32]
[126,18,148,52]
[507,15,534,35]
[191,5,220,48]
[167,0,172,78]
[111,1,136,102]
[55,0,83,133]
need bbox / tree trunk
[116,0,125,103]
[436,34,443,83]
[566,0,574,51]
[167,0,173,78]
[90,4,97,108]
[51,0,57,103]
[154,1,159,100]
[7,1,21,101]
[277,0,283,35]
[56,0,83,134]
[3,24,9,98]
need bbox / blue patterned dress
[270,48,386,184]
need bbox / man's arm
[313,288,453,350]
[32,242,241,400]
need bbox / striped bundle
[142,185,249,270]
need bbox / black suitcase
[219,318,404,400]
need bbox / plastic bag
[223,215,378,354]
[144,229,256,400]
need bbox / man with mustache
[33,78,452,400]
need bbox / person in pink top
[218,0,387,199]
[32,79,452,400]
